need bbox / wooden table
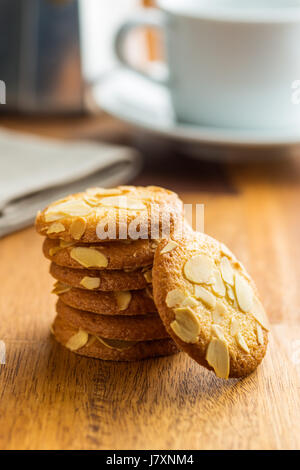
[0,114,300,450]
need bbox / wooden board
[0,116,300,450]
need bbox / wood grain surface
[0,115,300,450]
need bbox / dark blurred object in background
[0,0,83,113]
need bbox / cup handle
[113,9,169,85]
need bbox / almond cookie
[56,299,168,341]
[52,314,179,361]
[53,283,156,316]
[43,237,156,271]
[36,185,183,243]
[50,262,151,291]
[152,232,269,379]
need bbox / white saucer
[92,68,300,148]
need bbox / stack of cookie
[36,186,183,361]
[36,185,269,377]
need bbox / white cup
[114,0,300,130]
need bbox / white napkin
[0,128,142,238]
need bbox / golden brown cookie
[56,299,168,341]
[43,237,156,270]
[50,262,151,291]
[53,283,155,316]
[152,232,269,379]
[36,185,183,243]
[52,314,179,361]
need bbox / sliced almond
[183,254,214,284]
[60,240,76,248]
[96,336,137,351]
[220,257,234,286]
[235,273,253,313]
[49,246,63,256]
[160,240,178,254]
[51,281,71,295]
[45,199,92,219]
[194,285,216,308]
[226,284,235,301]
[230,317,240,336]
[212,301,227,323]
[251,296,269,331]
[47,222,65,234]
[211,269,226,297]
[145,286,154,299]
[59,200,91,217]
[122,197,147,210]
[86,187,122,197]
[226,285,238,309]
[99,195,146,210]
[66,329,89,351]
[181,295,199,308]
[234,260,249,276]
[256,323,264,345]
[211,324,226,341]
[170,307,200,343]
[206,338,230,379]
[143,270,152,283]
[220,243,235,260]
[165,289,186,308]
[114,291,132,311]
[150,240,159,250]
[235,332,250,353]
[80,276,100,290]
[70,247,108,268]
[49,241,75,256]
[69,218,87,240]
[44,213,64,222]
[83,195,101,207]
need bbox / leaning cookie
[56,299,168,341]
[36,185,183,243]
[52,314,179,361]
[152,233,269,379]
[53,283,155,316]
[50,262,152,291]
[43,237,157,271]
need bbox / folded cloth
[0,128,142,238]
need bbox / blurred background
[0,0,160,113]
[0,0,300,236]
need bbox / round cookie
[43,237,156,271]
[50,262,151,291]
[152,232,269,379]
[52,314,179,361]
[54,283,156,316]
[36,185,183,243]
[56,299,168,341]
